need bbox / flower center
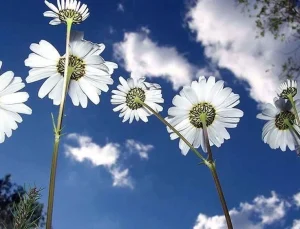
[275,111,295,130]
[57,55,85,81]
[189,102,216,128]
[59,9,83,24]
[280,87,297,99]
[126,88,146,110]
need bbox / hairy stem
[137,99,233,228]
[45,19,73,229]
[135,98,205,162]
[200,114,233,229]
[288,95,300,126]
[208,163,233,229]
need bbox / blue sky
[1,0,300,228]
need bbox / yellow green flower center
[279,87,297,99]
[59,9,83,24]
[57,55,85,81]
[275,111,295,130]
[189,102,216,128]
[126,88,146,110]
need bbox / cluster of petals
[25,32,117,108]
[257,98,300,151]
[166,76,243,155]
[44,0,89,25]
[111,77,164,123]
[276,79,297,99]
[0,62,32,143]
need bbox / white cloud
[108,167,133,189]
[193,191,291,229]
[65,133,133,188]
[186,0,299,103]
[113,30,218,89]
[294,192,300,207]
[125,139,154,160]
[292,220,300,229]
[65,133,119,167]
[64,134,153,189]
[109,26,115,34]
[117,3,124,12]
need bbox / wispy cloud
[292,220,300,229]
[125,139,154,160]
[64,134,153,189]
[186,0,299,103]
[108,167,133,189]
[117,3,125,12]
[193,191,299,229]
[109,26,115,34]
[113,29,218,89]
[294,192,300,207]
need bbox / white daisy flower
[257,97,300,151]
[166,76,243,155]
[0,61,32,143]
[276,79,297,99]
[44,0,89,25]
[111,77,164,123]
[25,32,117,108]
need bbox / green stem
[200,114,233,229]
[288,95,300,126]
[285,119,300,139]
[135,98,206,162]
[137,99,233,228]
[199,114,213,162]
[45,19,73,229]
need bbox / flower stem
[135,98,206,162]
[137,99,233,228]
[200,114,233,229]
[208,164,233,229]
[45,19,73,229]
[287,121,300,139]
[288,95,300,126]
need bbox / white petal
[207,80,224,103]
[45,0,59,13]
[0,78,24,97]
[48,78,63,105]
[168,107,188,117]
[68,80,80,106]
[49,18,62,25]
[30,40,60,60]
[172,95,192,110]
[138,109,148,122]
[78,78,100,105]
[38,73,61,98]
[0,104,32,115]
[0,71,14,92]
[0,92,29,104]
[180,86,198,105]
[43,11,58,17]
[218,108,244,118]
[74,81,88,108]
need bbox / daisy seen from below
[0,61,32,143]
[277,79,300,126]
[44,0,89,25]
[276,79,297,99]
[111,76,164,123]
[25,32,118,108]
[166,76,243,155]
[257,97,300,152]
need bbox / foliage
[0,175,44,229]
[237,0,300,79]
